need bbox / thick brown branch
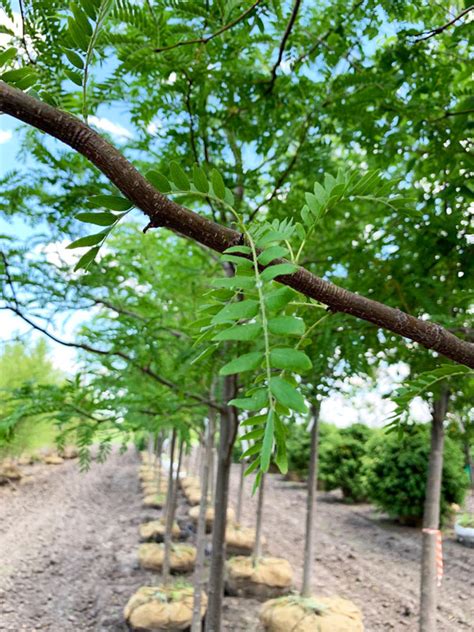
[1,82,473,368]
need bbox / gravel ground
[0,450,472,631]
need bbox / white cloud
[88,115,134,140]
[0,130,12,144]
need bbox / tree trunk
[191,409,215,632]
[236,460,245,525]
[252,472,265,564]
[302,401,321,597]
[419,387,450,632]
[147,431,155,464]
[155,432,163,492]
[162,428,177,584]
[205,374,238,632]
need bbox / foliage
[363,424,469,526]
[0,339,63,455]
[457,513,474,529]
[318,423,375,502]
[285,420,339,479]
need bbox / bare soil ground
[0,449,472,632]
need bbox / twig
[154,0,261,53]
[414,6,473,42]
[266,0,302,93]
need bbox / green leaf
[212,323,262,341]
[221,254,253,268]
[211,275,255,290]
[305,192,321,214]
[219,351,264,376]
[256,230,287,247]
[67,16,89,50]
[67,231,107,249]
[241,414,267,427]
[261,410,274,472]
[224,245,252,255]
[73,246,99,271]
[210,169,226,200]
[64,68,82,87]
[260,263,298,282]
[265,287,296,311]
[1,67,35,82]
[190,344,218,365]
[269,377,307,413]
[244,458,261,476]
[146,170,171,193]
[192,164,209,193]
[76,212,117,226]
[268,315,305,336]
[274,441,288,474]
[257,245,288,266]
[229,389,267,411]
[240,428,265,442]
[0,47,17,68]
[242,443,261,458]
[63,48,84,69]
[212,299,259,324]
[88,195,133,211]
[269,347,312,373]
[71,5,93,37]
[170,161,189,190]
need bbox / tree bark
[302,402,321,597]
[205,374,238,632]
[235,460,245,525]
[191,408,215,632]
[0,83,472,368]
[162,428,177,584]
[419,387,450,632]
[252,472,266,563]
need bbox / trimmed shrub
[319,423,375,502]
[363,424,469,526]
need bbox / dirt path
[227,470,474,632]
[0,452,472,631]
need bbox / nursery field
[0,450,472,632]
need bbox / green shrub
[458,513,474,529]
[363,424,469,526]
[319,423,375,502]
[286,420,339,479]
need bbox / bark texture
[302,402,321,597]
[162,428,177,583]
[205,375,238,632]
[1,83,473,368]
[419,388,450,632]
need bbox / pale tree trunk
[147,432,155,464]
[162,428,177,584]
[191,408,215,632]
[235,460,245,525]
[419,387,450,632]
[155,432,163,492]
[252,472,266,564]
[205,374,238,632]
[302,401,321,597]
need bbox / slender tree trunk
[419,387,450,632]
[252,472,266,564]
[191,409,215,632]
[147,432,155,464]
[302,401,321,597]
[156,431,163,491]
[236,460,245,525]
[162,428,177,584]
[205,374,238,632]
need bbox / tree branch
[266,0,302,93]
[1,300,219,411]
[414,6,473,42]
[1,82,473,368]
[154,0,262,53]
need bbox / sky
[0,4,433,428]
